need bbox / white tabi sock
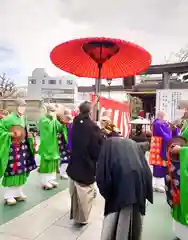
[17,186,27,198]
[4,187,18,200]
[48,172,56,181]
[40,173,49,185]
[60,163,68,178]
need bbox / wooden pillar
[162,72,170,89]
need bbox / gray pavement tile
[54,212,75,228]
[35,225,82,240]
[0,206,68,239]
[77,220,102,240]
[0,190,104,240]
[0,233,26,240]
[0,190,71,239]
[54,212,90,236]
[54,204,103,229]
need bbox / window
[29,79,36,84]
[56,99,74,103]
[42,89,74,94]
[59,80,62,85]
[42,80,45,84]
[67,79,73,85]
[63,89,74,94]
[48,80,56,84]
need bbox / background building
[16,85,28,98]
[27,68,78,108]
[77,85,129,103]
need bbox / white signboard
[156,89,188,121]
[77,92,90,101]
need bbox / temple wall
[0,99,42,121]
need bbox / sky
[0,0,188,85]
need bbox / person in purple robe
[170,119,181,137]
[149,111,172,192]
[172,127,180,137]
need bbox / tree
[0,73,18,98]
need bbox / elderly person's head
[55,104,65,117]
[99,110,111,128]
[46,103,56,113]
[46,103,57,119]
[63,108,73,123]
[56,107,72,124]
[15,98,27,115]
[156,111,165,120]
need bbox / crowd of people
[1,97,188,239]
[149,108,188,240]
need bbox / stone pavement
[0,188,174,240]
[0,189,104,240]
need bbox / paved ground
[0,171,68,226]
[0,148,175,239]
[0,188,175,240]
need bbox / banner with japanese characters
[90,94,131,137]
[156,90,188,121]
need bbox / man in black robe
[96,137,153,240]
[66,101,103,225]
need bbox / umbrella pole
[95,63,102,121]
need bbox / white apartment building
[27,68,78,108]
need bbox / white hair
[156,110,165,119]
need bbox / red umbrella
[50,37,152,120]
[50,37,151,79]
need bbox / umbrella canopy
[50,37,152,79]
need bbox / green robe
[181,120,188,142]
[172,122,188,226]
[38,115,67,173]
[0,112,34,187]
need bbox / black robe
[96,137,153,216]
[66,113,103,185]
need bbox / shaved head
[156,111,165,120]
